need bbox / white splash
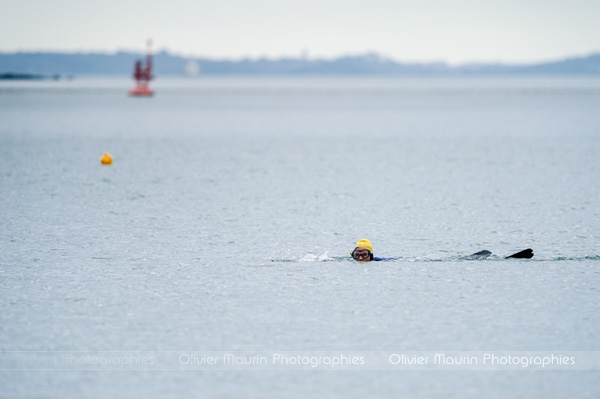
[300,252,332,262]
[318,251,333,261]
[300,254,318,262]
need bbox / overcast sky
[2,0,599,64]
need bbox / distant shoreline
[1,51,599,76]
[0,72,73,80]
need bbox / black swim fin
[505,248,534,259]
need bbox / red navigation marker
[129,39,154,97]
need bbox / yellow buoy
[100,152,113,165]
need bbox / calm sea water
[1,76,599,397]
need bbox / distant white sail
[184,60,201,77]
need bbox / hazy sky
[2,0,599,64]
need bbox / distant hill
[1,51,599,76]
[453,54,600,75]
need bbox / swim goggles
[351,249,372,260]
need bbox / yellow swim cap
[355,239,373,252]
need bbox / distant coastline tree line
[1,51,599,78]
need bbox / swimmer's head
[351,239,373,261]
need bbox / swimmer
[350,239,533,261]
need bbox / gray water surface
[1,76,599,398]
